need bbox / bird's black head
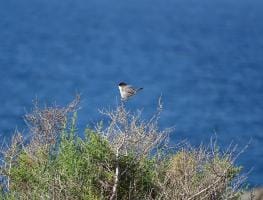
[119,82,127,86]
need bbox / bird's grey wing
[126,86,136,97]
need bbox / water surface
[0,0,263,186]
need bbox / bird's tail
[137,87,143,92]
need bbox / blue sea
[0,0,263,186]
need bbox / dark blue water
[0,0,263,186]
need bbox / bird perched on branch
[118,82,143,101]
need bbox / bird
[118,82,143,101]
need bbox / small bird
[118,82,143,101]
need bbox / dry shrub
[156,142,246,200]
[0,132,23,192]
[98,100,173,200]
[98,100,172,159]
[24,95,80,154]
[0,96,250,200]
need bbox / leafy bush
[0,97,247,199]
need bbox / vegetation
[0,96,248,199]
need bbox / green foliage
[1,121,115,199]
[116,154,158,199]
